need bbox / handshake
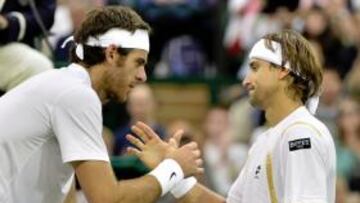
[126,122,203,198]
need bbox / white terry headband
[249,39,291,70]
[249,39,306,80]
[62,28,150,60]
[248,38,320,115]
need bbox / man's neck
[265,94,302,127]
[86,63,108,104]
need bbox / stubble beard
[248,91,262,108]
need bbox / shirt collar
[67,63,91,86]
[271,106,309,131]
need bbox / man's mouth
[247,87,255,93]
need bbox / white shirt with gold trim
[227,106,336,203]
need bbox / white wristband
[149,159,184,196]
[171,176,197,198]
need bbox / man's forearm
[115,175,161,203]
[73,161,162,203]
[177,184,226,203]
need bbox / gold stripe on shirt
[266,153,278,203]
[281,121,322,137]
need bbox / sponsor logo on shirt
[288,138,311,151]
[169,172,177,180]
[254,165,261,179]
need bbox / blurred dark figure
[0,0,55,46]
[113,84,166,155]
[302,7,357,78]
[0,0,55,92]
[109,0,220,75]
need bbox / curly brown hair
[263,29,323,104]
[69,6,151,67]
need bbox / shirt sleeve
[280,124,328,203]
[51,86,109,163]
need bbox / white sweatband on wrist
[171,176,197,198]
[149,159,184,196]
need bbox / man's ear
[104,44,118,64]
[279,68,291,79]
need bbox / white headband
[62,28,150,60]
[249,39,291,70]
[248,38,320,115]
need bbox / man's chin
[117,95,127,103]
[249,97,260,108]
[106,93,127,104]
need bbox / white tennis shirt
[0,63,109,203]
[227,107,336,203]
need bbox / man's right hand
[126,122,204,177]
[165,140,203,177]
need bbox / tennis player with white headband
[128,29,336,203]
[0,6,203,203]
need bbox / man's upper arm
[71,161,118,203]
[281,123,328,202]
[51,86,109,163]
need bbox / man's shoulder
[279,114,334,153]
[35,66,95,100]
[281,109,330,136]
[54,84,99,110]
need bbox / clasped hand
[126,122,204,177]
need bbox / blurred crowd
[1,0,360,202]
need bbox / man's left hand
[126,121,183,169]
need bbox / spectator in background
[345,54,360,103]
[336,97,360,178]
[335,97,360,202]
[0,0,55,92]
[111,0,219,75]
[113,84,166,155]
[52,0,104,61]
[202,106,248,196]
[317,68,342,138]
[302,6,357,78]
[166,119,203,148]
[0,0,55,46]
[225,0,278,75]
[153,35,208,78]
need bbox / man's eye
[250,66,258,71]
[136,59,145,66]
